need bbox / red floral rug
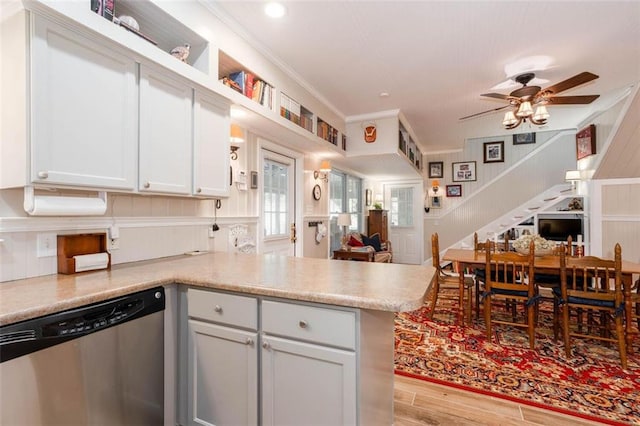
[394,292,640,425]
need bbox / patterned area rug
[394,292,640,425]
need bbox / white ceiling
[209,1,640,154]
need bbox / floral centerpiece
[512,234,554,256]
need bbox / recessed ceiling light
[379,92,390,98]
[264,2,287,18]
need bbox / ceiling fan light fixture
[502,111,518,126]
[533,105,550,121]
[516,101,533,118]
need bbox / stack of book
[280,94,313,132]
[317,118,338,145]
[220,70,273,109]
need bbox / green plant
[373,202,383,210]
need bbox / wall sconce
[428,180,440,197]
[565,170,581,190]
[313,160,331,182]
[230,124,244,160]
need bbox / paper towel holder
[57,233,111,274]
[24,186,108,216]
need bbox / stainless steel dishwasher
[0,286,165,425]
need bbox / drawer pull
[214,305,222,313]
[245,337,254,346]
[298,320,308,329]
[144,181,151,189]
[37,171,49,179]
[262,341,270,350]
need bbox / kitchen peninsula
[0,252,433,425]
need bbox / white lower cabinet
[261,335,356,426]
[188,320,258,426]
[185,288,394,426]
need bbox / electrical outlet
[37,233,57,258]
[109,238,120,250]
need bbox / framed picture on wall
[483,141,504,163]
[513,132,536,145]
[446,184,462,197]
[428,161,444,178]
[576,124,596,160]
[452,161,476,182]
[429,196,442,209]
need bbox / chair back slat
[560,244,623,302]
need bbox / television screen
[537,217,583,242]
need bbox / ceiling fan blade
[547,95,600,104]
[459,104,511,120]
[543,72,599,95]
[480,92,512,100]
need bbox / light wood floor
[393,375,606,425]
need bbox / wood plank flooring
[393,375,605,425]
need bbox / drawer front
[188,288,258,330]
[262,300,356,350]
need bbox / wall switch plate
[37,233,57,258]
[109,238,120,250]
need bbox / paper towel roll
[74,252,109,272]
[24,192,107,216]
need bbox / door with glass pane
[261,150,296,256]
[329,171,362,253]
[385,183,423,264]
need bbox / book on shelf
[228,71,245,94]
[244,72,254,99]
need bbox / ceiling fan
[461,72,600,129]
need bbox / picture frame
[428,161,444,178]
[446,184,462,197]
[429,196,442,209]
[483,141,504,163]
[513,132,536,145]
[250,171,258,189]
[576,124,596,160]
[452,161,476,182]
[365,189,372,206]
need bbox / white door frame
[258,138,304,257]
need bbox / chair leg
[562,303,572,358]
[484,295,492,341]
[527,303,536,350]
[427,279,440,320]
[615,315,627,369]
[552,298,560,341]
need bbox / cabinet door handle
[262,341,270,350]
[298,320,308,329]
[245,337,254,346]
[196,187,202,193]
[213,305,222,313]
[144,181,151,188]
[37,171,49,179]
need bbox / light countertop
[0,252,434,326]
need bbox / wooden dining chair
[625,277,639,354]
[428,233,474,322]
[553,244,627,369]
[473,232,497,322]
[483,239,538,349]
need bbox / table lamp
[337,213,352,247]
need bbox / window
[263,159,289,237]
[329,170,362,251]
[390,187,413,227]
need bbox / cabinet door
[193,91,230,197]
[31,15,137,190]
[261,335,356,426]
[139,65,192,194]
[188,320,258,426]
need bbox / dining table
[442,248,640,348]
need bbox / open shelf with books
[317,117,339,146]
[399,122,422,171]
[218,50,274,110]
[280,92,313,133]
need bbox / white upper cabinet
[30,14,137,190]
[139,65,193,195]
[193,91,230,197]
